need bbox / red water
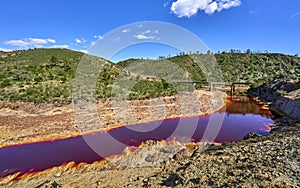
[0,96,274,179]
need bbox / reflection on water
[225,96,272,116]
[0,96,274,179]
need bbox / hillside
[0,48,299,104]
[215,53,300,85]
[0,48,118,103]
[118,53,300,85]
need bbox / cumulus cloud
[134,30,159,40]
[205,1,218,14]
[134,34,157,40]
[5,40,29,47]
[5,38,56,48]
[171,0,241,17]
[49,45,69,49]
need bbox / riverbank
[1,86,299,187]
[3,109,299,187]
[0,90,225,147]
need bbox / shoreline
[0,90,225,148]
[2,110,298,187]
[1,88,299,187]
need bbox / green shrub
[1,80,12,88]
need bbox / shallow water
[0,96,274,179]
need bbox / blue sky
[1,0,300,61]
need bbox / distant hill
[214,53,300,85]
[0,48,299,104]
[118,53,300,85]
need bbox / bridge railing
[174,81,251,95]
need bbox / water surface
[0,96,274,179]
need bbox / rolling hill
[0,48,299,104]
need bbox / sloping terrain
[1,49,300,104]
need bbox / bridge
[176,81,251,96]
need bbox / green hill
[215,53,300,85]
[0,48,299,104]
[0,48,118,103]
[118,53,300,85]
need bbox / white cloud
[28,38,56,45]
[134,29,160,40]
[5,38,56,48]
[5,40,29,47]
[122,29,131,33]
[171,0,241,17]
[134,34,157,40]
[142,29,151,34]
[49,45,69,49]
[0,48,13,52]
[94,35,104,40]
[75,38,86,44]
[91,35,104,45]
[79,50,88,54]
[219,0,241,10]
[46,39,56,43]
[75,39,82,43]
[205,1,218,14]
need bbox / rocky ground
[140,118,300,187]
[0,85,299,187]
[249,79,300,119]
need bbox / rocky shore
[138,118,300,187]
[249,79,300,119]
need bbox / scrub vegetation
[0,48,299,104]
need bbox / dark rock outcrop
[249,80,300,119]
